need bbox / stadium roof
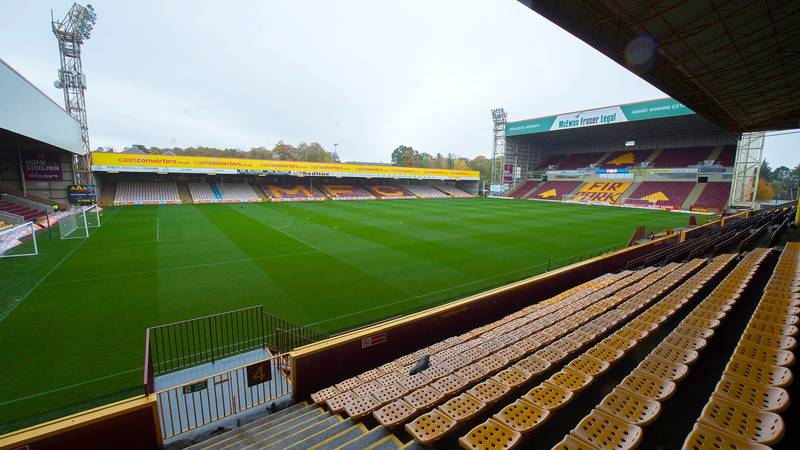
[519,0,800,134]
[505,97,734,150]
[0,58,83,155]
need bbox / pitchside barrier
[144,306,328,391]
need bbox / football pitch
[0,198,691,429]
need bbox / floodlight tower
[52,3,97,184]
[490,108,507,190]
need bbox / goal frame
[620,197,659,209]
[0,222,39,258]
[60,204,101,240]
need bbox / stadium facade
[496,97,761,213]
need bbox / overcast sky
[2,0,798,167]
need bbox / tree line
[102,142,341,164]
[757,161,800,202]
[391,145,492,181]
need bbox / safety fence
[144,306,328,392]
[155,353,290,440]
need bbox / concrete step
[178,182,193,203]
[682,182,707,211]
[335,426,391,450]
[223,409,328,448]
[264,416,342,449]
[193,403,318,449]
[285,418,357,450]
[308,424,367,450]
[364,434,406,449]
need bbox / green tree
[391,145,419,167]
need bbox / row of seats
[365,185,416,199]
[625,181,696,209]
[312,272,639,410]
[313,263,716,445]
[681,243,798,449]
[434,184,473,198]
[403,184,451,198]
[457,256,728,449]
[114,182,181,205]
[261,184,326,201]
[536,145,733,171]
[691,182,731,212]
[0,199,44,221]
[552,247,771,449]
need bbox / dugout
[0,59,85,206]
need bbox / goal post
[0,222,39,258]
[60,204,101,240]
[620,197,659,209]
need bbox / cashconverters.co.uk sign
[505,98,693,137]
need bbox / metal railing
[144,306,329,392]
[155,353,290,440]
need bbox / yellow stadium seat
[311,386,340,404]
[674,324,714,340]
[681,423,772,450]
[405,409,457,444]
[326,391,354,413]
[698,397,784,445]
[492,399,550,433]
[753,311,799,326]
[614,327,648,343]
[479,354,510,374]
[741,330,796,350]
[438,393,485,423]
[746,318,798,337]
[422,363,453,381]
[377,371,406,386]
[601,335,637,352]
[619,371,676,401]
[458,418,521,450]
[534,346,569,365]
[467,378,511,405]
[513,355,550,377]
[373,398,417,427]
[497,345,525,363]
[352,380,381,398]
[521,382,573,411]
[551,435,599,449]
[713,376,789,412]
[597,387,661,426]
[455,362,492,384]
[430,374,469,396]
[566,329,595,345]
[492,366,532,390]
[403,385,445,411]
[335,376,363,392]
[358,367,385,382]
[651,343,699,365]
[547,368,593,393]
[664,333,707,351]
[566,355,610,377]
[551,338,582,355]
[724,356,793,387]
[586,344,625,364]
[734,342,795,367]
[637,356,689,382]
[344,394,380,419]
[570,409,643,450]
[372,382,409,404]
[681,316,721,330]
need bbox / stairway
[618,181,641,203]
[186,402,414,449]
[644,149,661,165]
[706,145,723,163]
[682,182,708,211]
[177,183,193,204]
[99,183,116,206]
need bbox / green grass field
[0,198,691,430]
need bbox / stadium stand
[527,180,581,201]
[216,183,260,202]
[692,182,732,213]
[434,184,473,198]
[715,145,737,167]
[624,181,695,209]
[571,181,631,204]
[534,154,566,171]
[367,185,416,199]
[599,150,653,168]
[0,198,44,221]
[262,184,326,201]
[321,184,377,200]
[650,146,713,168]
[403,184,450,199]
[506,180,540,199]
[113,182,181,206]
[188,183,219,203]
[555,152,606,170]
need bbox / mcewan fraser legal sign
[505,98,694,137]
[90,152,479,181]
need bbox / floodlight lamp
[625,140,636,147]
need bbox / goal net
[0,222,39,258]
[620,197,659,209]
[60,204,101,240]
